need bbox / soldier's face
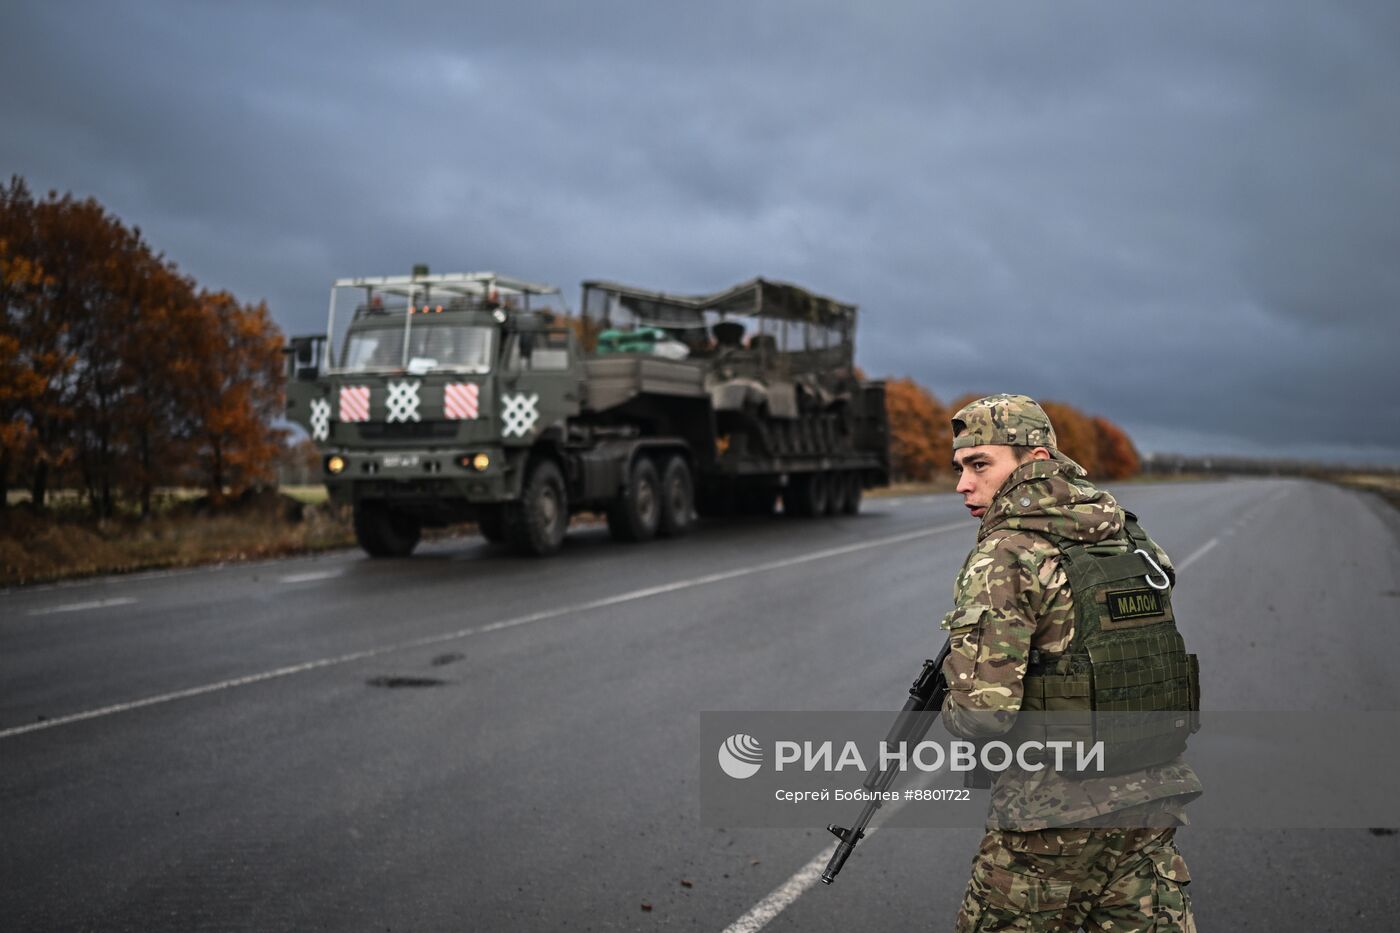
[952,444,1027,518]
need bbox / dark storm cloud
[3,1,1398,462]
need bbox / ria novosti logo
[718,733,764,779]
[715,734,1110,780]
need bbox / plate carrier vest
[1015,512,1201,777]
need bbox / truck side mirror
[519,331,536,359]
[289,337,319,381]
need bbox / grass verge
[1329,473,1400,511]
[1,495,358,588]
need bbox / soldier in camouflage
[940,395,1200,932]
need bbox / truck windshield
[340,324,495,374]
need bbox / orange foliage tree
[181,291,285,501]
[885,378,949,481]
[1092,416,1141,479]
[1,177,76,507]
[0,176,285,515]
[1037,401,1100,476]
[0,244,48,491]
[946,392,993,425]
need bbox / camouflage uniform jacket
[939,458,1203,830]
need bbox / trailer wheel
[785,472,829,517]
[658,456,695,538]
[608,457,661,542]
[505,460,568,556]
[354,502,422,557]
[842,472,863,515]
[476,504,507,544]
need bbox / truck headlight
[326,455,346,475]
[472,453,490,472]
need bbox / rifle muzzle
[820,824,863,884]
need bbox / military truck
[284,272,889,557]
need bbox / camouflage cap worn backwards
[951,394,1056,449]
[951,394,1082,468]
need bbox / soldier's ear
[1031,447,1052,462]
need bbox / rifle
[820,639,951,885]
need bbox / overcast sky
[4,1,1398,464]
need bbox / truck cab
[285,272,581,555]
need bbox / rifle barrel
[821,640,952,886]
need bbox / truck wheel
[476,504,507,543]
[658,456,695,537]
[827,472,850,515]
[505,460,568,556]
[354,502,422,557]
[608,457,661,542]
[842,473,863,515]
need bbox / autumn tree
[947,392,988,421]
[119,261,201,514]
[0,247,52,507]
[885,378,949,481]
[1037,401,1099,476]
[35,190,155,516]
[0,177,75,508]
[0,176,286,514]
[1092,416,1141,479]
[181,291,286,501]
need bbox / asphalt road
[3,478,1398,932]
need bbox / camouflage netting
[583,277,856,326]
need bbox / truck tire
[658,456,695,538]
[354,502,422,557]
[476,504,507,544]
[505,460,568,556]
[785,472,829,517]
[827,472,850,515]
[842,472,863,515]
[607,456,661,542]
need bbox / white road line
[721,847,832,933]
[278,570,344,584]
[1171,489,1280,571]
[1,522,966,741]
[1177,537,1218,571]
[26,597,137,617]
[721,767,941,932]
[1,552,358,597]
